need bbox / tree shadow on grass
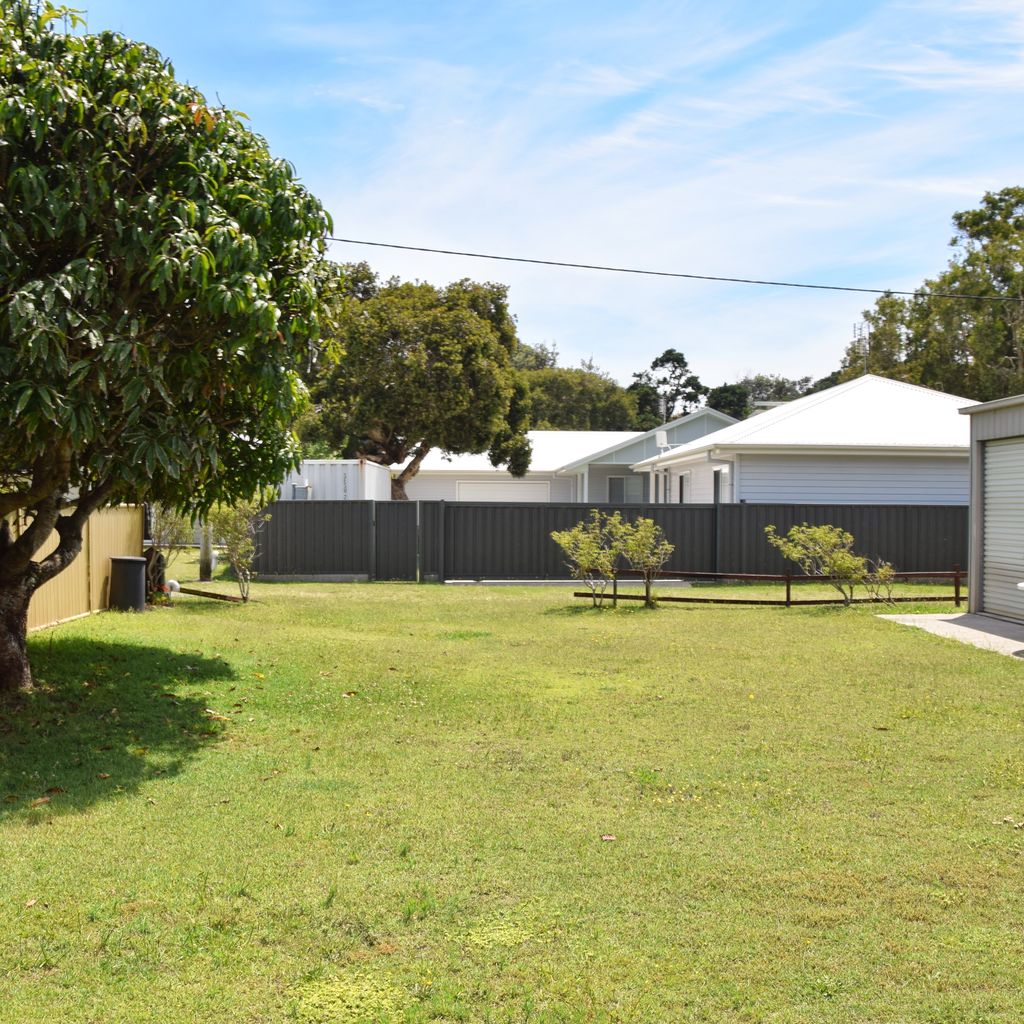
[0,636,235,819]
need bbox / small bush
[765,523,867,605]
[207,498,271,602]
[551,509,623,607]
[552,511,674,608]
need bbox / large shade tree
[0,4,331,692]
[301,266,532,499]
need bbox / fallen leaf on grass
[4,795,18,803]
[204,709,231,721]
[600,834,616,842]
[25,899,37,908]
[97,773,111,780]
[342,691,358,699]
[29,796,50,808]
[45,787,64,795]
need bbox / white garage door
[456,479,550,502]
[982,437,1024,622]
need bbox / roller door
[982,437,1024,621]
[455,479,551,502]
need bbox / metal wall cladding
[254,501,969,580]
[717,503,969,574]
[374,502,418,580]
[255,501,374,575]
[24,506,144,631]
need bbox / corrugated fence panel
[419,501,443,579]
[26,506,143,631]
[252,501,969,580]
[89,506,145,609]
[256,501,373,575]
[717,504,968,574]
[375,502,418,580]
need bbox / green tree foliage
[620,517,674,608]
[207,497,271,602]
[303,267,532,499]
[0,3,330,692]
[551,511,673,609]
[764,523,867,605]
[837,188,1024,400]
[550,509,624,607]
[512,340,559,371]
[736,374,814,403]
[705,383,750,419]
[628,349,707,428]
[523,367,639,429]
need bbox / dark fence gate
[254,501,968,580]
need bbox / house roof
[554,407,736,473]
[416,430,642,474]
[632,375,974,469]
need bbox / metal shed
[961,395,1024,622]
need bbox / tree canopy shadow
[0,636,235,819]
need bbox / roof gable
[633,376,973,468]
[555,407,736,471]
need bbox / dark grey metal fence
[254,500,969,580]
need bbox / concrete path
[879,612,1024,659]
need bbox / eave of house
[632,443,969,471]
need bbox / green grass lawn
[2,576,1023,1023]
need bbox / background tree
[735,374,814,403]
[650,348,708,417]
[304,268,531,499]
[627,349,707,428]
[512,340,559,371]
[833,188,1024,401]
[523,366,638,429]
[705,383,750,419]
[0,4,330,692]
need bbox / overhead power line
[326,236,1019,302]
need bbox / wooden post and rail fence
[583,565,966,608]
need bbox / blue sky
[82,0,1024,389]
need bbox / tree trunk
[199,521,214,580]
[0,579,34,695]
[391,446,430,501]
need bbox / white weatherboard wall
[736,455,969,505]
[280,460,392,501]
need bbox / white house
[632,375,973,505]
[403,409,735,502]
[960,393,1024,623]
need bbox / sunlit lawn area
[2,574,1023,1023]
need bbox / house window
[608,475,644,503]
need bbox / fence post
[367,501,376,581]
[438,500,446,582]
[415,501,422,583]
[612,574,618,608]
[953,563,961,608]
[785,572,791,608]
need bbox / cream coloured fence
[16,506,145,632]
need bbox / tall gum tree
[0,4,331,693]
